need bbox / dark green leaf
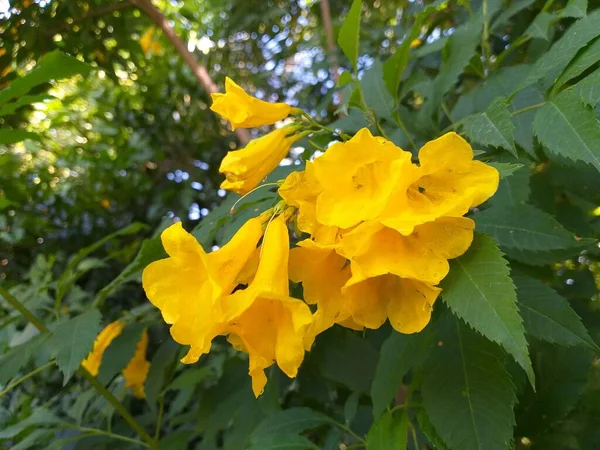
[560,0,587,18]
[491,0,536,31]
[371,331,431,418]
[488,164,529,207]
[488,162,524,178]
[145,338,179,411]
[422,318,517,450]
[344,392,360,425]
[0,409,63,439]
[361,59,394,121]
[47,309,102,384]
[247,434,319,450]
[573,68,600,107]
[365,409,408,450]
[337,0,362,71]
[0,129,40,145]
[524,12,553,41]
[97,323,145,384]
[441,234,533,384]
[251,407,332,441]
[0,93,53,117]
[416,410,450,450]
[475,204,596,252]
[464,97,517,156]
[514,274,598,349]
[0,334,49,385]
[555,37,600,90]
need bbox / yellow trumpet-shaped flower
[139,28,162,55]
[220,126,303,195]
[210,77,293,130]
[82,322,150,398]
[222,215,313,397]
[312,128,417,229]
[142,217,265,363]
[381,132,499,235]
[122,330,150,399]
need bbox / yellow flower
[220,126,302,195]
[210,77,293,130]
[312,128,417,229]
[337,216,475,286]
[142,217,265,363]
[222,215,313,397]
[82,321,124,376]
[381,132,499,235]
[139,28,162,55]
[122,330,150,399]
[82,322,150,398]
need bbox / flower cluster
[82,321,150,399]
[142,79,499,396]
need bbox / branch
[132,0,251,144]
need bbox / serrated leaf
[47,309,102,384]
[464,98,517,156]
[573,68,600,107]
[514,274,598,350]
[247,434,319,450]
[371,331,432,418]
[0,333,49,385]
[251,407,332,441]
[361,59,394,121]
[441,234,533,384]
[488,164,529,207]
[97,323,145,384]
[518,9,600,91]
[365,409,408,450]
[0,50,91,107]
[555,37,600,90]
[0,128,40,145]
[475,204,594,252]
[488,162,523,178]
[560,0,587,18]
[337,0,362,71]
[422,318,517,450]
[524,12,553,40]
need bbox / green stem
[389,403,423,415]
[411,424,419,449]
[495,35,531,69]
[155,396,165,441]
[0,361,55,398]
[394,113,417,151]
[60,425,151,448]
[510,102,545,116]
[330,419,365,444]
[300,111,350,140]
[0,285,155,448]
[481,0,491,76]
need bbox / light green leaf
[514,274,598,350]
[475,204,595,252]
[251,408,332,440]
[441,234,533,384]
[464,97,517,156]
[573,68,600,107]
[247,434,319,450]
[518,9,600,91]
[0,129,40,145]
[98,323,145,384]
[337,0,362,71]
[534,90,600,172]
[371,331,431,418]
[560,0,587,18]
[555,37,600,90]
[361,59,394,121]
[47,309,102,384]
[422,318,517,450]
[0,50,91,107]
[365,409,408,450]
[338,70,353,86]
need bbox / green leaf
[491,0,536,31]
[0,129,40,145]
[514,274,598,350]
[555,37,600,90]
[0,334,49,385]
[145,338,179,411]
[371,331,431,418]
[337,0,362,71]
[475,204,595,252]
[361,59,394,121]
[488,162,524,178]
[560,0,587,18]
[344,392,360,425]
[97,323,145,384]
[365,409,408,450]
[464,97,517,156]
[441,234,533,384]
[422,318,517,450]
[0,50,91,107]
[247,434,319,450]
[383,6,436,96]
[524,12,553,41]
[0,93,53,117]
[573,68,600,107]
[0,408,64,439]
[47,309,102,384]
[416,410,450,450]
[518,9,600,91]
[251,407,332,441]
[488,164,529,207]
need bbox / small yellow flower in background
[82,321,150,398]
[139,28,162,56]
[410,38,423,48]
[219,126,302,195]
[210,77,294,130]
[142,217,265,364]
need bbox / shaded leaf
[488,162,523,178]
[464,97,516,156]
[0,129,40,145]
[247,434,319,450]
[488,164,529,207]
[98,323,145,384]
[524,12,553,41]
[337,0,362,71]
[145,338,179,411]
[0,409,63,439]
[441,234,533,383]
[560,0,587,18]
[573,68,600,107]
[362,59,394,121]
[555,37,600,90]
[0,333,49,385]
[365,409,408,450]
[251,407,332,441]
